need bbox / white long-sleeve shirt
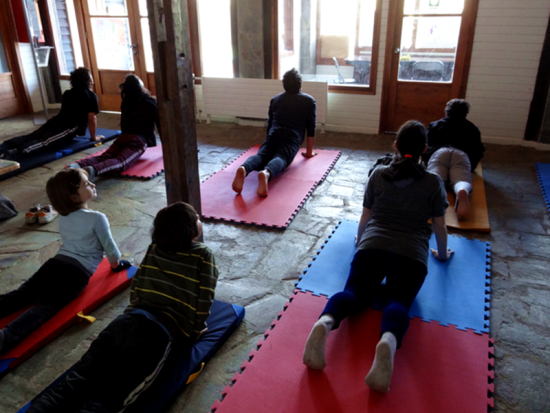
[56,209,121,275]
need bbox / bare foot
[456,189,470,220]
[365,332,397,393]
[303,315,333,370]
[257,170,270,197]
[232,166,247,194]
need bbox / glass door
[382,0,477,132]
[82,0,145,111]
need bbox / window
[278,0,381,93]
[398,0,464,83]
[197,0,233,78]
[48,0,84,75]
[0,31,9,74]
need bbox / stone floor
[0,112,549,413]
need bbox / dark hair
[445,99,470,118]
[70,67,92,89]
[46,169,89,216]
[383,120,427,181]
[152,202,199,253]
[282,68,302,94]
[119,74,152,101]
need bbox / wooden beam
[146,0,202,215]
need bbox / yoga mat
[201,145,341,228]
[0,129,120,181]
[18,300,245,413]
[0,160,20,176]
[76,145,164,179]
[0,259,136,375]
[295,220,491,334]
[443,164,490,232]
[535,163,550,213]
[211,291,494,413]
[120,146,164,179]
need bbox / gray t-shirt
[56,209,121,275]
[358,166,448,268]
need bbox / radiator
[201,77,328,132]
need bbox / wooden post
[146,0,201,215]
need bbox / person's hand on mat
[302,151,317,159]
[111,260,132,273]
[431,248,454,262]
[90,135,104,142]
[198,327,208,339]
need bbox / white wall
[466,0,550,144]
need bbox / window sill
[328,85,376,95]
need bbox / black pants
[27,312,172,413]
[322,249,428,348]
[2,118,78,156]
[0,258,89,353]
[242,128,302,179]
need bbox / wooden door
[0,0,30,120]
[381,0,478,133]
[81,0,152,111]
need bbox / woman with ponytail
[303,120,453,393]
[69,74,160,181]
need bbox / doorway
[81,0,154,111]
[381,0,478,133]
[0,0,29,120]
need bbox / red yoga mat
[201,146,341,228]
[211,291,494,413]
[0,259,135,374]
[120,146,164,179]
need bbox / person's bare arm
[355,207,372,246]
[88,113,104,141]
[431,216,454,261]
[302,135,317,158]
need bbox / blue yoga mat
[295,220,491,334]
[17,300,244,413]
[536,163,550,213]
[0,128,120,181]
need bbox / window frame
[315,0,383,95]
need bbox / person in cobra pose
[231,68,317,197]
[302,120,453,393]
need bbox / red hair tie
[404,154,413,159]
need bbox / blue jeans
[242,128,302,179]
[322,249,427,348]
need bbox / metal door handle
[394,47,400,54]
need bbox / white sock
[365,332,397,393]
[303,315,334,370]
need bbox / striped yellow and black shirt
[129,242,219,343]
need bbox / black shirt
[424,116,485,171]
[267,92,316,143]
[56,88,100,136]
[121,95,160,147]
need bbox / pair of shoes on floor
[25,204,59,224]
